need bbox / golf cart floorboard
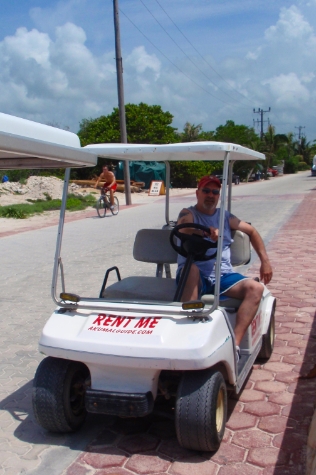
[236,340,262,393]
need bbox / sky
[1,0,316,141]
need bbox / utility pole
[253,107,271,139]
[295,126,305,143]
[113,0,132,205]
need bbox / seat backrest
[230,230,251,267]
[133,229,178,264]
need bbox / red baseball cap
[197,175,221,190]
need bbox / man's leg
[180,263,201,302]
[109,189,114,206]
[223,279,264,346]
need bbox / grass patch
[0,193,97,219]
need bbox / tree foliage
[78,102,178,146]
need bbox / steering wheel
[170,223,217,261]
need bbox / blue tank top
[177,206,234,279]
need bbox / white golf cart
[0,113,275,452]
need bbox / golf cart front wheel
[175,368,227,452]
[97,196,107,217]
[32,357,89,433]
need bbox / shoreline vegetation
[0,193,97,219]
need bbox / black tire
[257,299,276,360]
[97,196,107,218]
[32,357,89,433]
[110,196,119,215]
[235,177,240,185]
[175,368,227,452]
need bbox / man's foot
[236,345,240,362]
[110,205,114,210]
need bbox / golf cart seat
[101,228,251,304]
[201,229,251,308]
[101,229,177,302]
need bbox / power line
[119,8,243,107]
[253,107,270,138]
[153,0,254,106]
[139,0,250,108]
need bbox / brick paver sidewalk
[63,191,316,475]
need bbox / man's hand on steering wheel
[170,223,218,261]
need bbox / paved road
[0,171,314,474]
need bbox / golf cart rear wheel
[97,196,107,217]
[32,357,89,433]
[258,299,276,360]
[175,368,227,452]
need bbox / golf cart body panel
[39,306,236,390]
[0,113,276,449]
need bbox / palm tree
[261,125,288,170]
[181,122,203,142]
[294,136,315,165]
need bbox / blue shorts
[176,269,249,299]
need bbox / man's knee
[244,280,264,302]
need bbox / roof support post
[213,151,230,307]
[51,167,70,304]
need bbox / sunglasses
[201,188,220,195]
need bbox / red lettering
[92,314,107,325]
[123,317,134,328]
[111,316,125,327]
[149,317,161,328]
[134,317,151,329]
[103,316,114,326]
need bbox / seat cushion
[102,276,177,302]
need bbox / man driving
[176,175,273,357]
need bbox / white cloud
[265,5,313,41]
[0,23,119,129]
[126,46,161,78]
[263,73,310,106]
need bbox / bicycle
[96,188,119,217]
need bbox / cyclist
[95,165,117,209]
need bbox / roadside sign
[148,180,165,196]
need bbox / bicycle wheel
[110,196,119,215]
[97,196,107,218]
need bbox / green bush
[0,193,96,219]
[297,161,310,171]
[1,207,27,219]
[284,156,300,174]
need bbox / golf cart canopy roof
[0,113,97,170]
[85,142,265,162]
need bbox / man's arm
[177,209,218,240]
[177,208,194,233]
[229,215,273,285]
[95,173,102,188]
